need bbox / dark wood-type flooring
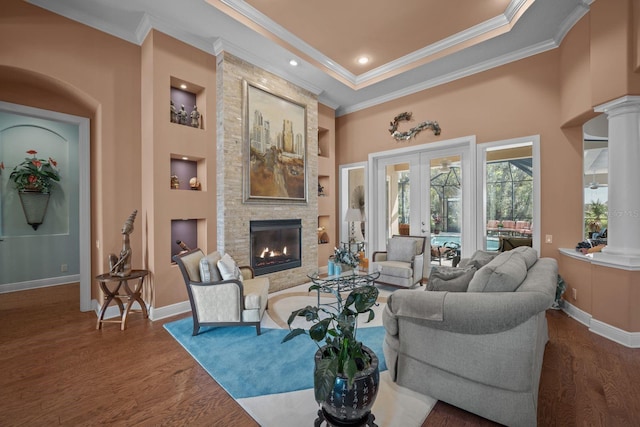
[1,284,639,426]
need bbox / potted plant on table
[282,283,380,424]
[333,246,360,273]
[8,150,60,230]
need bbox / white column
[594,96,640,267]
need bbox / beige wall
[560,254,640,332]
[2,0,639,326]
[0,0,142,302]
[336,49,581,257]
[141,30,217,308]
[335,0,640,332]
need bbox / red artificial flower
[0,162,4,170]
[28,175,38,183]
[49,157,57,167]
[26,150,38,156]
[32,160,42,168]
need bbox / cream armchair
[371,235,426,288]
[173,249,269,336]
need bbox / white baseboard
[149,300,191,321]
[562,302,640,348]
[92,298,191,322]
[0,275,80,293]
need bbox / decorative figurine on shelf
[171,174,180,189]
[108,209,137,277]
[318,183,325,196]
[178,104,188,125]
[176,239,190,254]
[170,100,178,123]
[190,105,201,128]
[189,177,201,190]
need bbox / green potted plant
[333,246,360,272]
[282,284,380,423]
[9,150,60,193]
[8,150,60,230]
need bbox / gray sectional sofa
[382,246,557,427]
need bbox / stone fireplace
[216,53,319,292]
[250,219,302,275]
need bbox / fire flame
[259,246,287,258]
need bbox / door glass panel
[485,144,533,251]
[429,155,461,266]
[384,163,410,239]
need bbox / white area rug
[237,282,436,427]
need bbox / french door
[370,137,474,268]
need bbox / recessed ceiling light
[289,59,298,66]
[180,84,187,90]
[357,56,369,65]
[182,156,189,160]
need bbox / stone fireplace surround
[216,53,319,292]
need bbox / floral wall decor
[9,149,60,193]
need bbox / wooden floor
[1,284,639,426]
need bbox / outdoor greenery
[486,161,533,222]
[395,159,533,234]
[584,199,608,238]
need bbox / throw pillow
[217,253,243,282]
[511,246,538,269]
[387,238,417,262]
[466,250,499,270]
[199,251,222,282]
[467,251,527,292]
[427,266,477,292]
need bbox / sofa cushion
[427,266,477,292]
[376,261,413,279]
[199,251,222,282]
[217,253,244,282]
[511,246,538,269]
[465,250,499,270]
[387,238,418,263]
[467,251,527,292]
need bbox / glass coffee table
[307,270,380,305]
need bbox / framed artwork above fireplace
[242,80,307,203]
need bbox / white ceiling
[27,0,592,116]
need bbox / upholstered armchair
[173,249,269,336]
[371,235,426,288]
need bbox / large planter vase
[18,190,50,230]
[315,345,380,425]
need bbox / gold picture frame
[243,80,307,203]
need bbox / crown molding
[214,39,324,96]
[220,0,357,85]
[337,38,558,117]
[221,0,531,90]
[28,0,140,44]
[553,0,592,44]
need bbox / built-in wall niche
[318,127,329,158]
[318,215,330,245]
[170,155,204,190]
[170,218,203,263]
[318,175,330,197]
[170,76,204,129]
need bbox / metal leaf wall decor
[389,112,441,141]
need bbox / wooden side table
[96,269,149,330]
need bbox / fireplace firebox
[250,219,302,276]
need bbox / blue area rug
[163,317,387,399]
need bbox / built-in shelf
[170,156,202,190]
[318,215,330,245]
[170,77,204,130]
[318,127,329,158]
